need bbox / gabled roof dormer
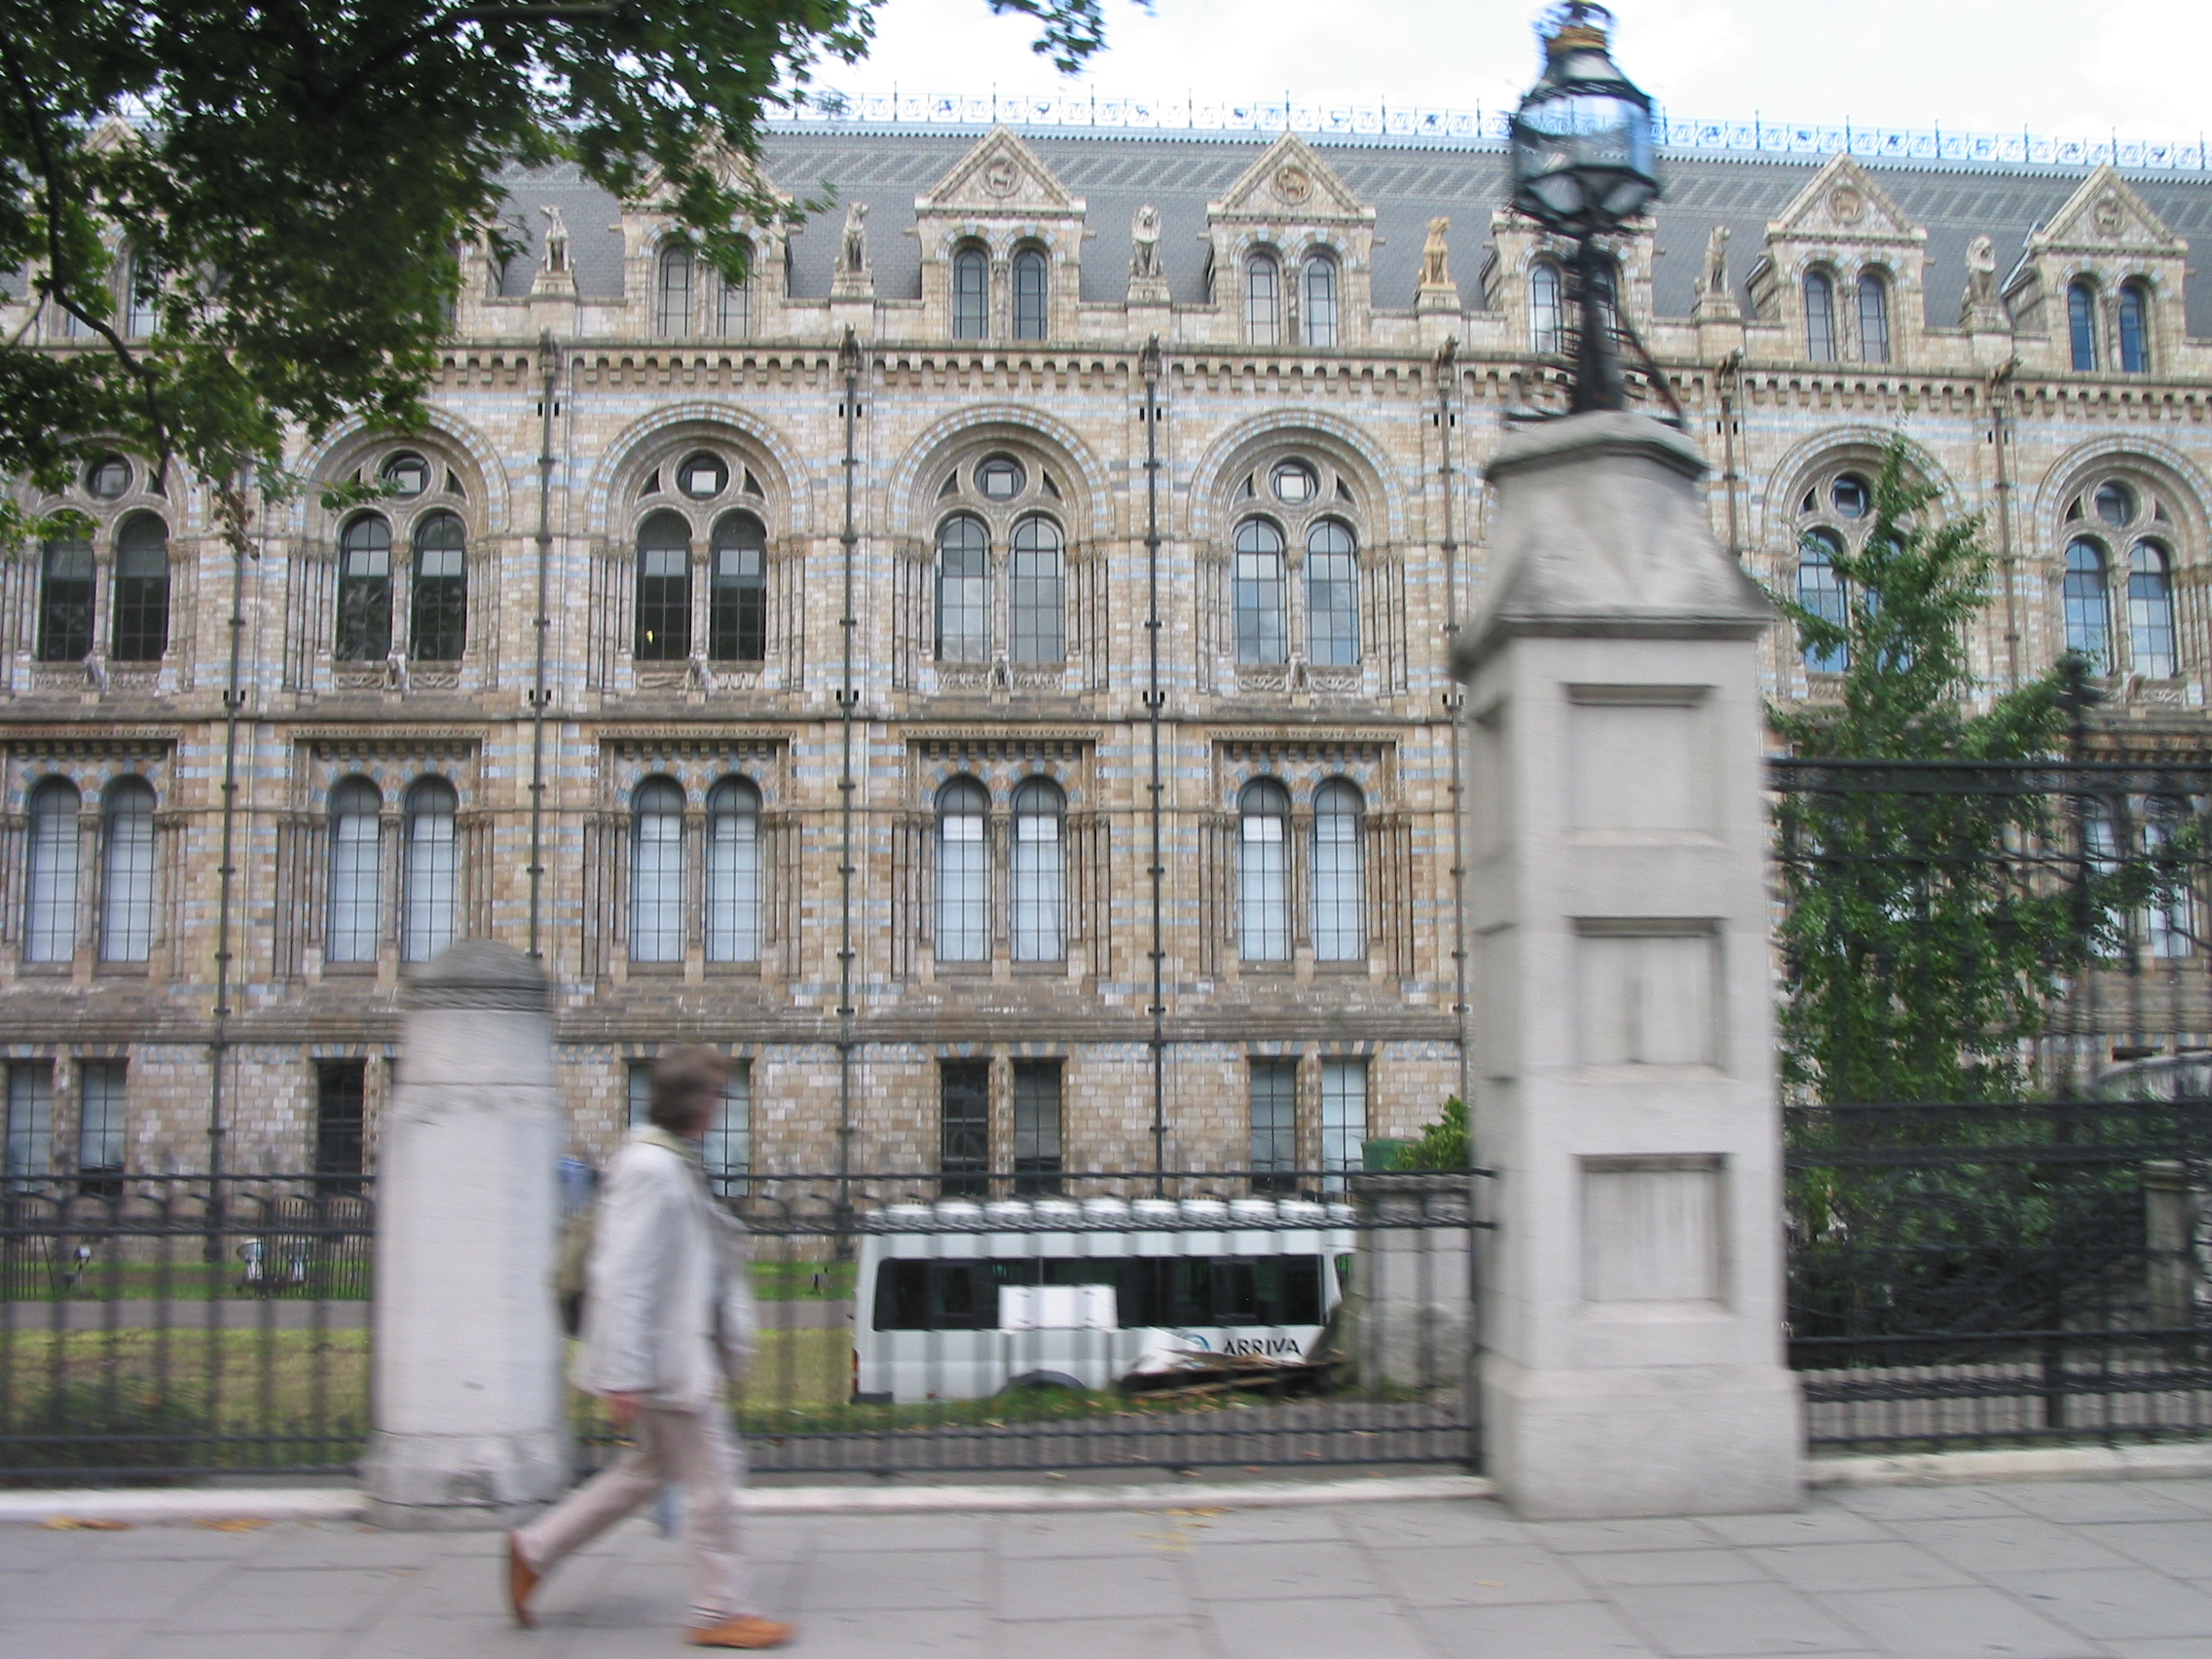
[914,127,1086,343]
[1203,132,1377,350]
[1749,155,1928,365]
[2004,166,2188,370]
[615,146,796,343]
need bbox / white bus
[851,1195,1357,1403]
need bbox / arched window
[2118,281,2151,373]
[1304,255,1339,348]
[1245,252,1281,346]
[936,778,988,963]
[630,779,684,963]
[935,515,989,664]
[656,244,695,337]
[2068,279,2098,371]
[1237,779,1291,963]
[709,512,767,662]
[335,515,393,661]
[1804,271,1837,361]
[99,779,156,965]
[1232,519,1287,665]
[36,539,93,662]
[23,780,80,964]
[952,245,988,339]
[409,510,466,662]
[1012,247,1048,340]
[1857,271,1891,364]
[400,778,458,963]
[634,510,691,661]
[1009,516,1064,664]
[718,240,754,337]
[1798,529,1850,674]
[2129,542,2176,680]
[123,248,159,339]
[325,779,382,964]
[1011,777,1065,963]
[705,777,761,964]
[2063,538,2112,673]
[1306,519,1359,667]
[1530,259,1564,354]
[109,515,169,662]
[1312,780,1366,963]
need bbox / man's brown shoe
[505,1531,540,1629]
[686,1614,794,1648]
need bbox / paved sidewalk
[7,1477,2212,1659]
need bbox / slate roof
[486,129,2210,338]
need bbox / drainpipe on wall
[528,332,558,960]
[836,329,862,1223]
[1435,338,1472,1132]
[207,464,253,1196]
[1140,337,1166,1194]
[1989,357,2020,690]
[1715,349,1744,564]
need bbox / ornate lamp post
[1508,3,1660,413]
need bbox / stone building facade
[2,122,2209,1184]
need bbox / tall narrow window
[630,779,684,964]
[2143,811,2194,960]
[934,515,989,664]
[314,1060,367,1183]
[634,511,691,660]
[99,779,156,965]
[952,245,988,339]
[703,1061,750,1197]
[336,515,393,660]
[2063,539,2112,673]
[1306,519,1359,667]
[108,515,169,661]
[1530,259,1564,354]
[1010,777,1065,964]
[1319,1057,1367,1190]
[1311,779,1366,963]
[1804,272,1837,361]
[2129,542,2176,680]
[5,1063,54,1184]
[77,1060,127,1181]
[400,779,458,964]
[705,778,761,964]
[1304,255,1339,348]
[1012,1060,1062,1196]
[1857,271,1891,364]
[627,1061,654,1127]
[124,249,159,339]
[709,512,767,662]
[1238,779,1291,963]
[1012,247,1048,340]
[2068,279,2098,371]
[1249,1059,1298,1195]
[1798,529,1850,673]
[410,511,467,661]
[326,779,382,964]
[1245,252,1281,346]
[37,540,93,663]
[935,778,989,964]
[1009,516,1064,664]
[719,240,754,337]
[1232,519,1287,665]
[940,1059,989,1198]
[24,779,80,965]
[656,244,694,336]
[2118,281,2150,373]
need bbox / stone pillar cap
[400,939,550,1012]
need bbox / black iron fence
[0,1174,373,1482]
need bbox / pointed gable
[918,127,1082,216]
[2029,166,2186,258]
[1766,155,1923,247]
[1207,132,1373,226]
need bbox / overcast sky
[819,0,2207,142]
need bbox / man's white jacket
[573,1127,758,1411]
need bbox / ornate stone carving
[537,203,570,275]
[835,203,868,278]
[1129,205,1162,279]
[1419,218,1453,291]
[1827,185,1865,225]
[980,156,1021,199]
[1273,164,1311,205]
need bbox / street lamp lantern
[1508,3,1660,411]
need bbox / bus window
[873,1254,1323,1331]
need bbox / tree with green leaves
[0,0,1110,544]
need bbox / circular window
[678,452,728,499]
[1830,474,1871,520]
[1272,461,1319,504]
[2094,481,2136,527]
[382,452,430,498]
[86,455,131,499]
[977,456,1026,501]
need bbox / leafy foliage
[1393,1096,1468,1171]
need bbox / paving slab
[1605,1580,1871,1656]
[1980,1567,2212,1642]
[1811,1586,2105,1659]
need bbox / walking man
[506,1047,793,1648]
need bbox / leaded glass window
[634,511,691,661]
[952,246,988,340]
[2063,538,2112,672]
[400,778,458,964]
[24,780,80,965]
[703,1062,751,1197]
[1857,271,1891,364]
[325,779,382,964]
[935,516,989,664]
[1304,255,1339,348]
[705,778,761,964]
[2069,280,2099,371]
[2129,542,2175,680]
[1311,779,1365,963]
[719,240,754,337]
[124,249,159,340]
[935,778,988,964]
[710,512,767,662]
[2119,282,2151,373]
[1798,529,1850,674]
[1011,777,1064,964]
[409,510,466,662]
[109,515,169,662]
[1012,247,1047,340]
[1306,519,1359,667]
[1249,1059,1297,1194]
[630,779,684,964]
[1245,252,1281,346]
[1530,259,1564,354]
[1804,272,1837,361]
[1319,1056,1367,1190]
[37,539,93,662]
[335,515,393,661]
[1013,1060,1062,1196]
[78,1060,127,1175]
[1232,519,1287,666]
[1238,779,1291,963]
[939,1060,989,1198]
[99,779,155,965]
[656,244,694,337]
[4,1064,53,1184]
[1009,516,1064,664]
